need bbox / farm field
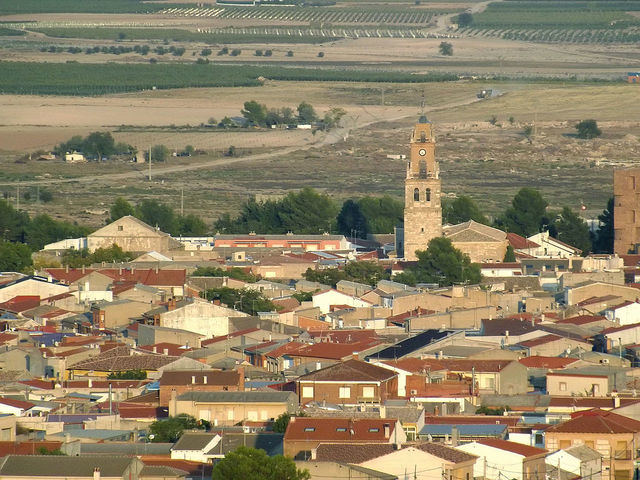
[1,81,639,228]
[463,0,640,43]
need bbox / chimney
[191,376,196,384]
[88,378,92,388]
[163,348,169,355]
[379,405,386,419]
[65,264,69,273]
[451,426,459,447]
[152,346,157,353]
[168,298,176,311]
[311,448,317,460]
[82,265,85,274]
[204,376,208,385]
[383,423,390,439]
[93,468,101,480]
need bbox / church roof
[443,220,506,243]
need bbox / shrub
[230,48,241,56]
[576,119,602,139]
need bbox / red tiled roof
[606,301,637,311]
[519,356,579,369]
[46,268,186,287]
[576,295,621,307]
[0,296,40,313]
[507,233,539,249]
[62,336,101,346]
[385,358,514,374]
[0,333,18,345]
[548,397,640,408]
[18,379,56,390]
[69,345,178,372]
[556,315,607,326]
[140,459,212,477]
[298,359,397,383]
[546,409,640,434]
[0,397,35,410]
[0,441,63,456]
[314,443,395,463]
[601,322,640,335]
[284,417,399,442]
[41,292,74,303]
[265,341,306,359]
[620,255,640,267]
[387,308,436,324]
[119,406,168,419]
[478,438,547,457]
[288,339,381,360]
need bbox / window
[339,386,351,399]
[592,384,600,395]
[302,386,314,398]
[559,382,567,392]
[414,188,420,202]
[585,441,594,449]
[336,427,347,432]
[199,410,210,421]
[484,377,495,389]
[261,410,268,420]
[248,411,258,421]
[362,386,375,398]
[369,428,379,433]
[304,427,315,432]
[559,440,572,449]
[426,188,431,201]
[118,225,123,231]
[227,410,234,421]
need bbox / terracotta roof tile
[546,409,640,434]
[314,443,395,463]
[556,315,607,326]
[478,438,547,457]
[284,417,399,442]
[298,359,396,383]
[519,356,580,369]
[425,416,520,427]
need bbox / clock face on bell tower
[402,115,443,261]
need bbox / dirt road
[0,95,483,187]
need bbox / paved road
[0,96,484,187]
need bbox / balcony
[613,450,632,460]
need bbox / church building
[397,116,508,263]
[402,115,443,261]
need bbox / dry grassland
[1,81,638,228]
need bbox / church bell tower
[403,115,442,261]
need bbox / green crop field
[0,27,25,36]
[461,0,640,43]
[160,5,453,24]
[29,27,339,44]
[0,0,194,14]
[0,61,458,96]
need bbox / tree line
[240,100,345,129]
[110,198,208,237]
[0,199,90,272]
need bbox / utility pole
[148,146,152,181]
[180,188,184,216]
[16,185,19,210]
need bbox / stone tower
[403,115,442,261]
